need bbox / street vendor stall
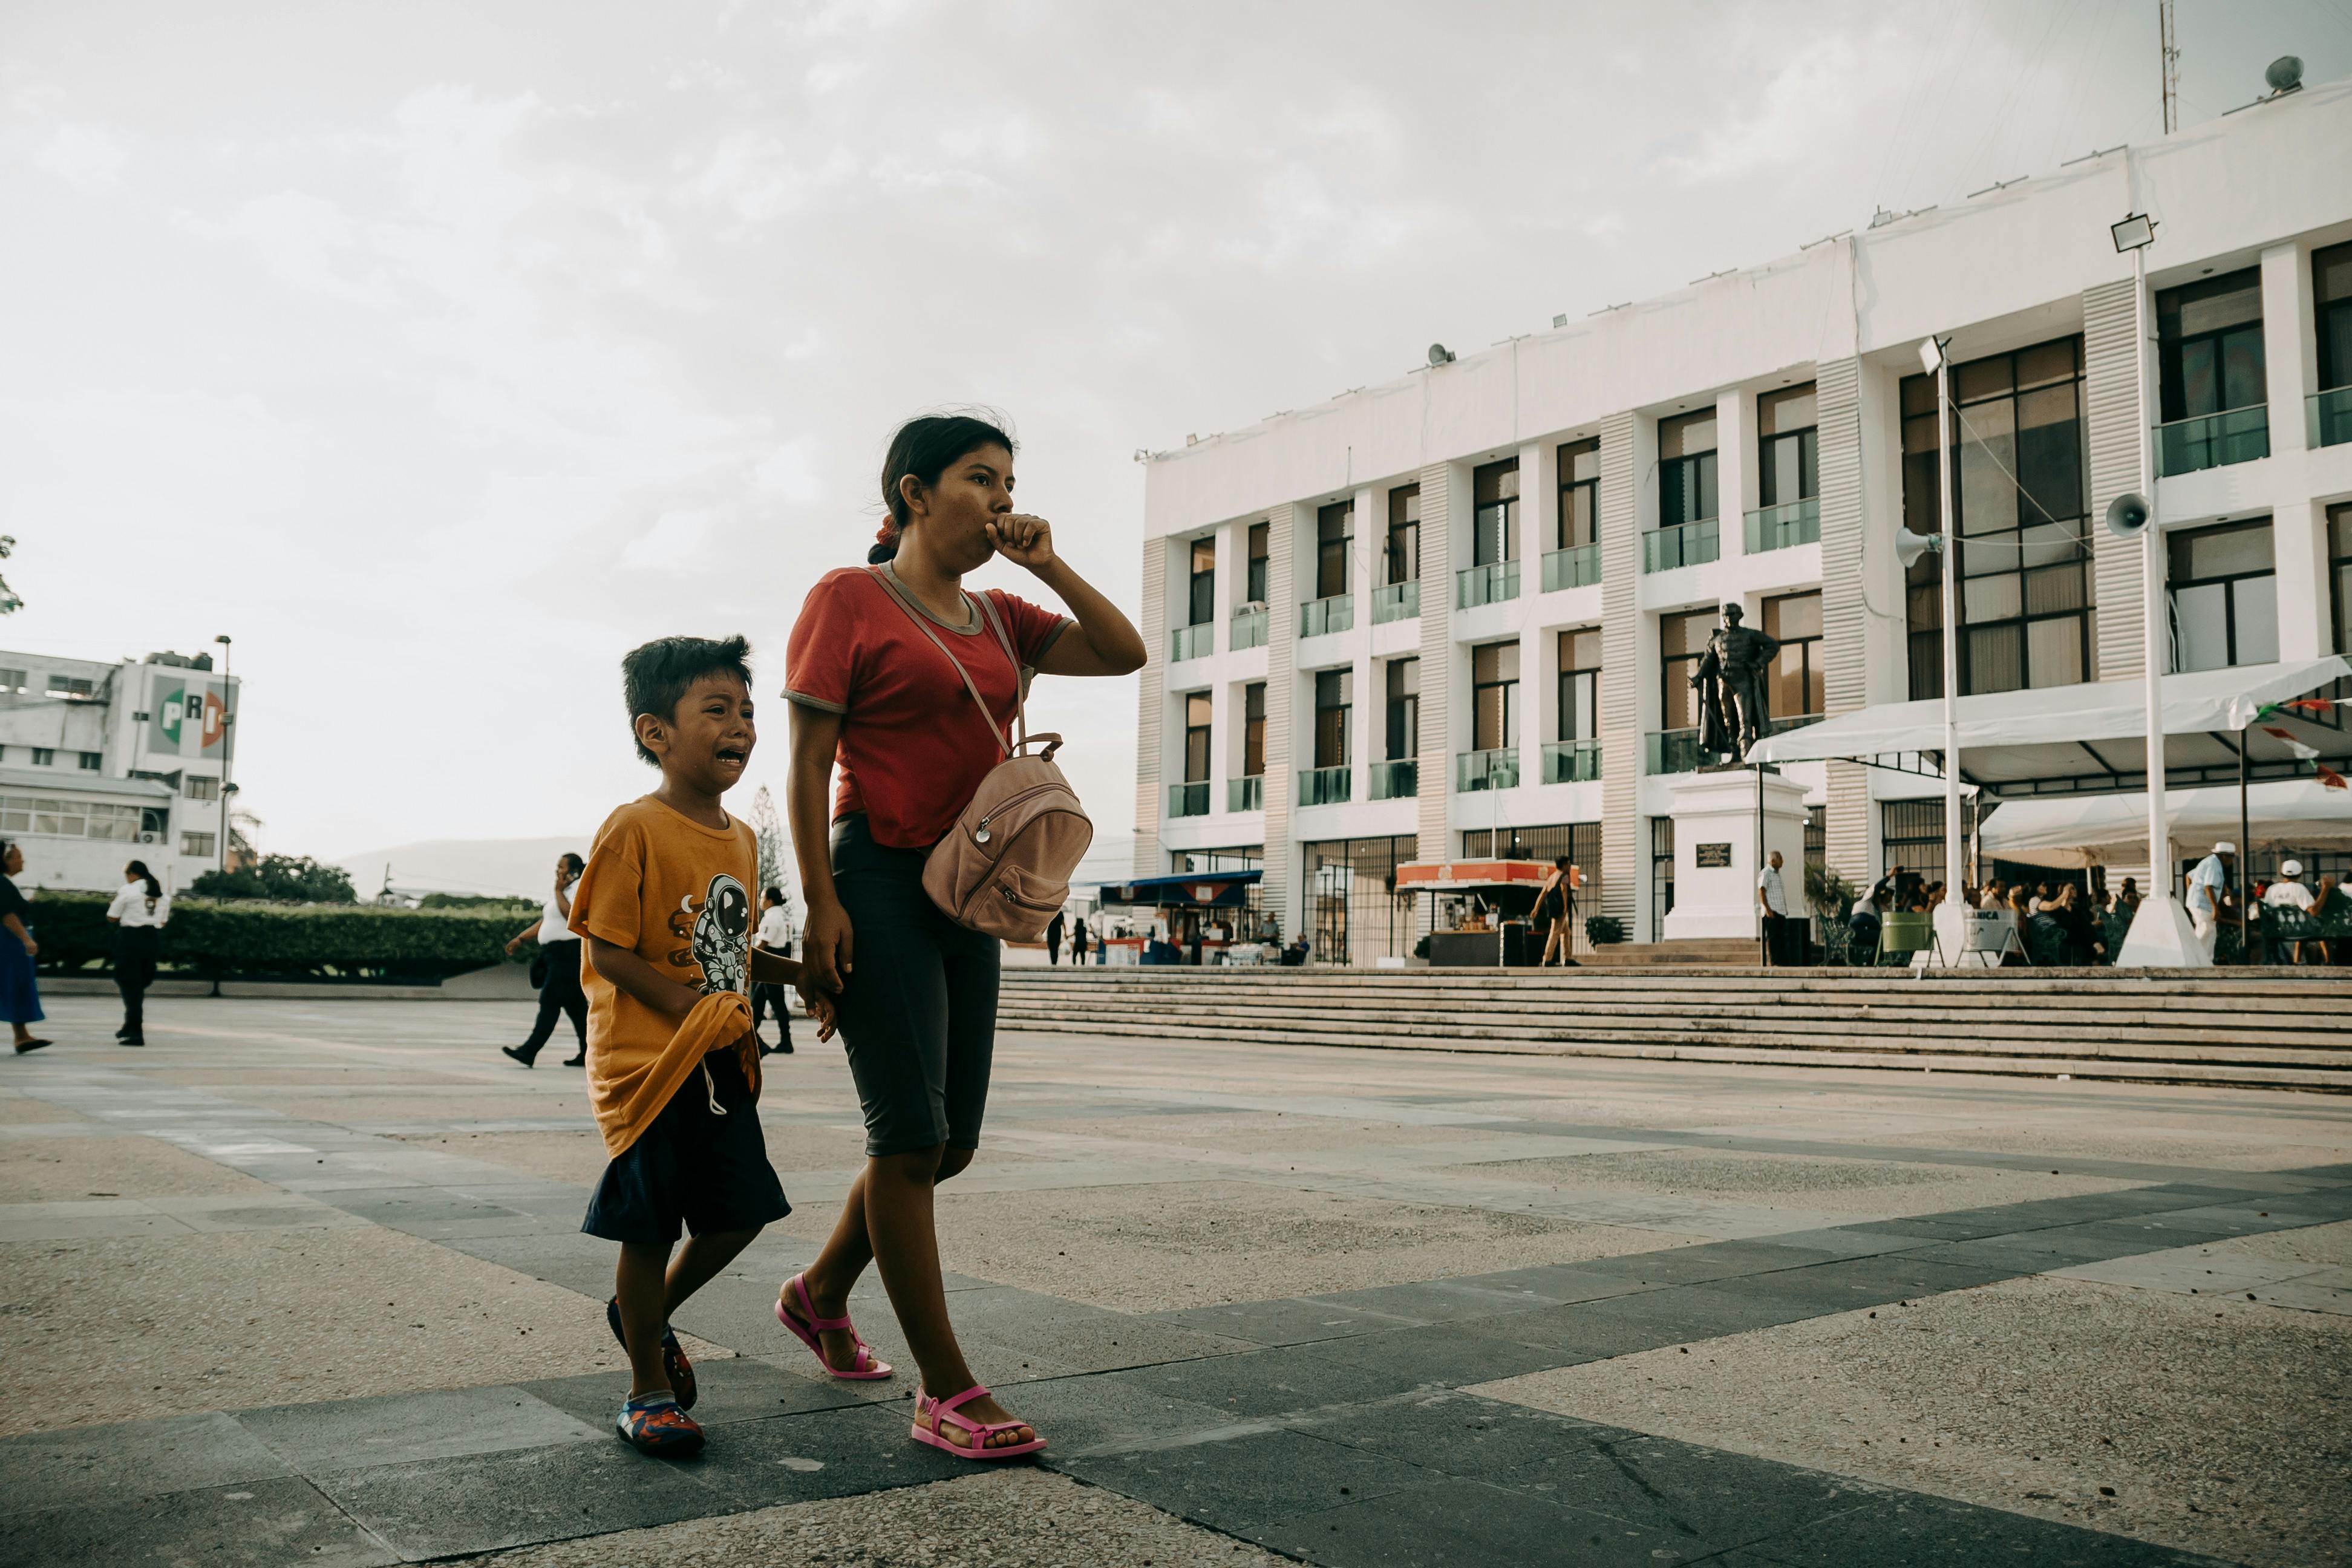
[1091,869,1272,964]
[1393,860,1561,967]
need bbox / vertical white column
[1351,486,1378,791]
[1517,441,1549,786]
[1715,387,1753,566]
[2264,241,2327,659]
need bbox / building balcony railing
[2310,386,2352,451]
[1456,746,1520,792]
[1743,497,1820,554]
[1642,518,1719,573]
[1169,622,1212,663]
[1371,580,1421,624]
[1644,727,1707,775]
[1542,738,1601,783]
[1167,780,1210,818]
[1368,758,1417,800]
[1296,764,1351,806]
[2155,404,2269,477]
[1542,543,1600,592]
[1299,594,1353,639]
[1455,559,1521,609]
[1764,712,1824,739]
[1228,775,1263,812]
[1229,606,1269,651]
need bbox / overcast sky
[5,0,2348,870]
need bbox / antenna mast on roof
[2159,0,2180,133]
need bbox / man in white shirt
[751,884,795,1054]
[1757,849,1795,965]
[2185,841,2233,960]
[502,854,586,1068]
[2264,858,2316,912]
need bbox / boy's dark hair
[872,411,1017,564]
[621,635,753,766]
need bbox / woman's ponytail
[868,520,900,564]
[128,858,162,899]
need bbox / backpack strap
[865,565,1013,761]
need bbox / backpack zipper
[953,812,1086,920]
[972,781,1065,845]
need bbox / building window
[1471,641,1519,753]
[1558,629,1601,742]
[1386,485,1420,584]
[1900,335,2092,698]
[1313,668,1351,769]
[1763,591,1824,720]
[1757,384,1818,505]
[1316,501,1353,599]
[1242,683,1266,777]
[1659,609,1714,733]
[181,831,217,857]
[1246,521,1269,605]
[46,675,95,700]
[1557,440,1599,550]
[1881,800,1974,880]
[1463,822,1599,877]
[1304,834,1419,965]
[1186,538,1215,627]
[1472,458,1518,566]
[30,748,54,766]
[77,752,101,771]
[2158,268,2265,423]
[185,774,220,802]
[2169,519,2278,671]
[1806,804,1826,871]
[1651,815,1675,943]
[2319,242,2352,393]
[1385,658,1419,760]
[1182,693,1212,784]
[2332,505,2352,658]
[1659,410,1719,529]
[0,668,24,694]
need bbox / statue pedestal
[1661,768,1812,943]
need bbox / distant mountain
[329,837,593,900]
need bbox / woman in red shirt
[777,413,1143,1459]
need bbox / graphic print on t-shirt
[667,873,751,995]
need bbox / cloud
[30,122,128,191]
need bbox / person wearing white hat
[2186,841,2234,960]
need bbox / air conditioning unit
[136,832,160,844]
[1241,600,1268,615]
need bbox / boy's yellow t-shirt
[569,795,762,1157]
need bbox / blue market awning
[1096,869,1262,908]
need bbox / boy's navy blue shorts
[582,1050,789,1246]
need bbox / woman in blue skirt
[1,841,50,1054]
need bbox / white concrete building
[0,648,241,894]
[1134,76,2352,960]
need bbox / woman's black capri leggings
[828,813,999,1158]
[114,925,160,1039]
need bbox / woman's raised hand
[985,514,1055,570]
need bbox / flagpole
[2239,722,2250,959]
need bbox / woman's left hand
[986,513,1055,571]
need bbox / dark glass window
[1557,628,1601,742]
[1385,658,1419,761]
[2319,243,2352,393]
[2158,268,2265,420]
[1659,608,1715,731]
[1658,410,1719,529]
[1386,485,1420,584]
[1246,521,1269,604]
[2333,505,2352,659]
[1557,439,1599,549]
[1763,591,1824,719]
[1313,668,1351,769]
[2168,519,2278,671]
[1186,537,1215,627]
[1471,641,1518,752]
[1472,458,1518,565]
[1243,682,1266,777]
[1316,502,1352,599]
[1900,336,2092,698]
[1757,385,1818,506]
[1183,692,1212,783]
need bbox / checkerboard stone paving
[4,995,2348,1566]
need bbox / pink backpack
[867,566,1093,942]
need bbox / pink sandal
[910,1383,1045,1460]
[775,1273,893,1380]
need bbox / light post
[214,634,234,880]
[2106,212,2207,966]
[1913,335,1967,962]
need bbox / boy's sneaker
[606,1297,696,1409]
[615,1391,703,1457]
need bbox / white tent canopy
[1979,779,2352,867]
[1746,658,2352,795]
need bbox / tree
[751,785,786,901]
[0,535,21,615]
[189,854,359,904]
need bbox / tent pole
[2239,724,2250,963]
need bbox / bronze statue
[1690,603,1780,760]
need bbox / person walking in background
[1044,907,1065,965]
[1537,858,1577,967]
[1070,915,1088,966]
[105,860,169,1047]
[1757,849,1794,965]
[1,843,49,1054]
[2187,841,2232,961]
[503,852,588,1068]
[751,885,795,1053]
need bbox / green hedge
[27,895,534,982]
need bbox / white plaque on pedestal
[1660,768,1813,943]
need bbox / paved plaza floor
[3,994,2349,1567]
